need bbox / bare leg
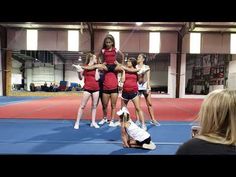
[144,92,156,121]
[132,96,146,127]
[144,92,160,126]
[91,91,100,124]
[110,92,118,121]
[102,93,110,119]
[135,95,142,122]
[74,91,91,128]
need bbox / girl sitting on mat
[117,107,156,150]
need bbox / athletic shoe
[150,120,161,126]
[142,141,156,150]
[109,120,116,127]
[74,124,79,129]
[135,120,141,126]
[98,118,108,125]
[141,124,147,131]
[90,122,100,128]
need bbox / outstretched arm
[81,64,106,71]
[121,66,140,73]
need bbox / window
[149,32,160,53]
[230,33,236,54]
[27,30,38,50]
[190,33,201,54]
[68,30,79,51]
[109,31,120,50]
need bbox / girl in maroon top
[73,53,100,129]
[98,34,124,72]
[76,34,124,127]
[120,58,147,130]
[97,34,124,127]
[79,34,124,72]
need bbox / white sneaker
[109,120,116,127]
[141,124,147,131]
[74,124,79,129]
[98,118,108,125]
[135,120,141,126]
[90,122,100,128]
[150,120,161,126]
[142,141,156,150]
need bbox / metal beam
[86,22,95,53]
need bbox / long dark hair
[128,57,137,68]
[102,34,115,49]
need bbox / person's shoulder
[176,138,205,155]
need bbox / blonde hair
[196,89,236,145]
[85,53,95,65]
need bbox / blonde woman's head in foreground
[197,89,236,145]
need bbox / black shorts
[106,64,117,72]
[136,136,151,146]
[84,89,99,94]
[138,90,149,96]
[121,92,138,101]
[103,88,118,94]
